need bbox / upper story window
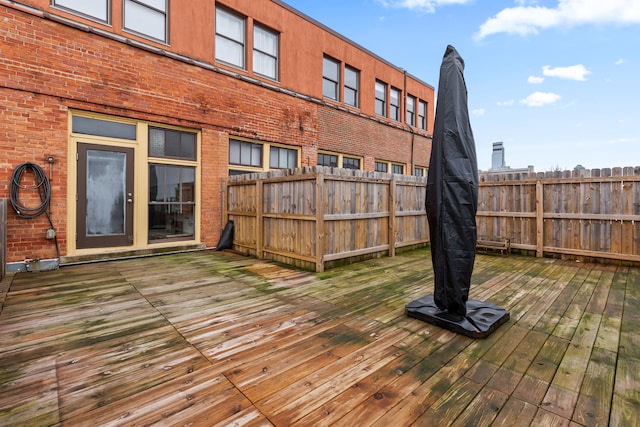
[270,146,298,169]
[390,87,401,122]
[418,100,427,130]
[406,95,416,127]
[318,153,338,167]
[253,24,279,80]
[124,0,168,42]
[375,80,387,117]
[322,56,340,100]
[53,0,109,22]
[344,66,359,108]
[215,7,245,69]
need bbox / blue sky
[283,0,640,172]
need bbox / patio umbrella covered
[426,44,478,317]
[406,45,509,338]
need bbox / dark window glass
[148,164,195,242]
[72,116,136,140]
[270,146,297,169]
[375,162,388,172]
[318,153,338,167]
[390,87,400,121]
[375,80,387,117]
[229,139,262,167]
[342,157,360,170]
[344,66,359,107]
[392,164,404,174]
[406,95,416,126]
[149,127,197,160]
[418,100,427,130]
[414,167,424,177]
[323,56,340,100]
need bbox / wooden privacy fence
[478,166,640,263]
[224,165,640,271]
[225,166,428,272]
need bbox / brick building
[0,0,434,272]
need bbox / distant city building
[486,142,533,174]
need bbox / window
[253,24,278,80]
[414,166,425,177]
[72,116,136,140]
[375,162,388,173]
[124,0,167,42]
[270,146,297,169]
[406,95,416,127]
[148,127,197,243]
[215,7,245,68]
[318,153,338,167]
[390,87,401,121]
[375,81,387,117]
[344,66,359,108]
[323,56,340,100]
[342,157,361,170]
[149,127,196,160]
[229,139,262,167]
[391,164,404,175]
[418,100,427,130]
[148,165,195,242]
[53,0,109,22]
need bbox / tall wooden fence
[225,167,428,272]
[224,166,640,271]
[478,166,640,263]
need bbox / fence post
[536,180,544,257]
[315,173,325,272]
[256,178,264,259]
[389,178,396,257]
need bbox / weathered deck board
[0,248,639,426]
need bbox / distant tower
[491,142,505,170]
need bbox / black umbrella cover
[426,45,479,317]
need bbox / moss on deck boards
[0,248,638,426]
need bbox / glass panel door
[77,143,134,248]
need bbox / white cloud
[472,108,486,116]
[377,0,471,13]
[615,58,628,65]
[542,64,591,81]
[476,0,640,39]
[528,76,545,84]
[497,100,515,106]
[520,91,561,106]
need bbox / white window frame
[253,24,279,80]
[52,0,110,23]
[123,0,168,43]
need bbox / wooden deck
[0,249,638,426]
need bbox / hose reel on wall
[10,161,60,269]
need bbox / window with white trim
[406,95,416,127]
[215,7,245,69]
[253,24,278,80]
[344,66,359,108]
[53,0,109,22]
[390,87,401,122]
[375,80,387,117]
[418,100,427,130]
[124,0,168,42]
[322,56,340,100]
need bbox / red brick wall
[0,4,431,263]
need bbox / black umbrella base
[406,294,510,339]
